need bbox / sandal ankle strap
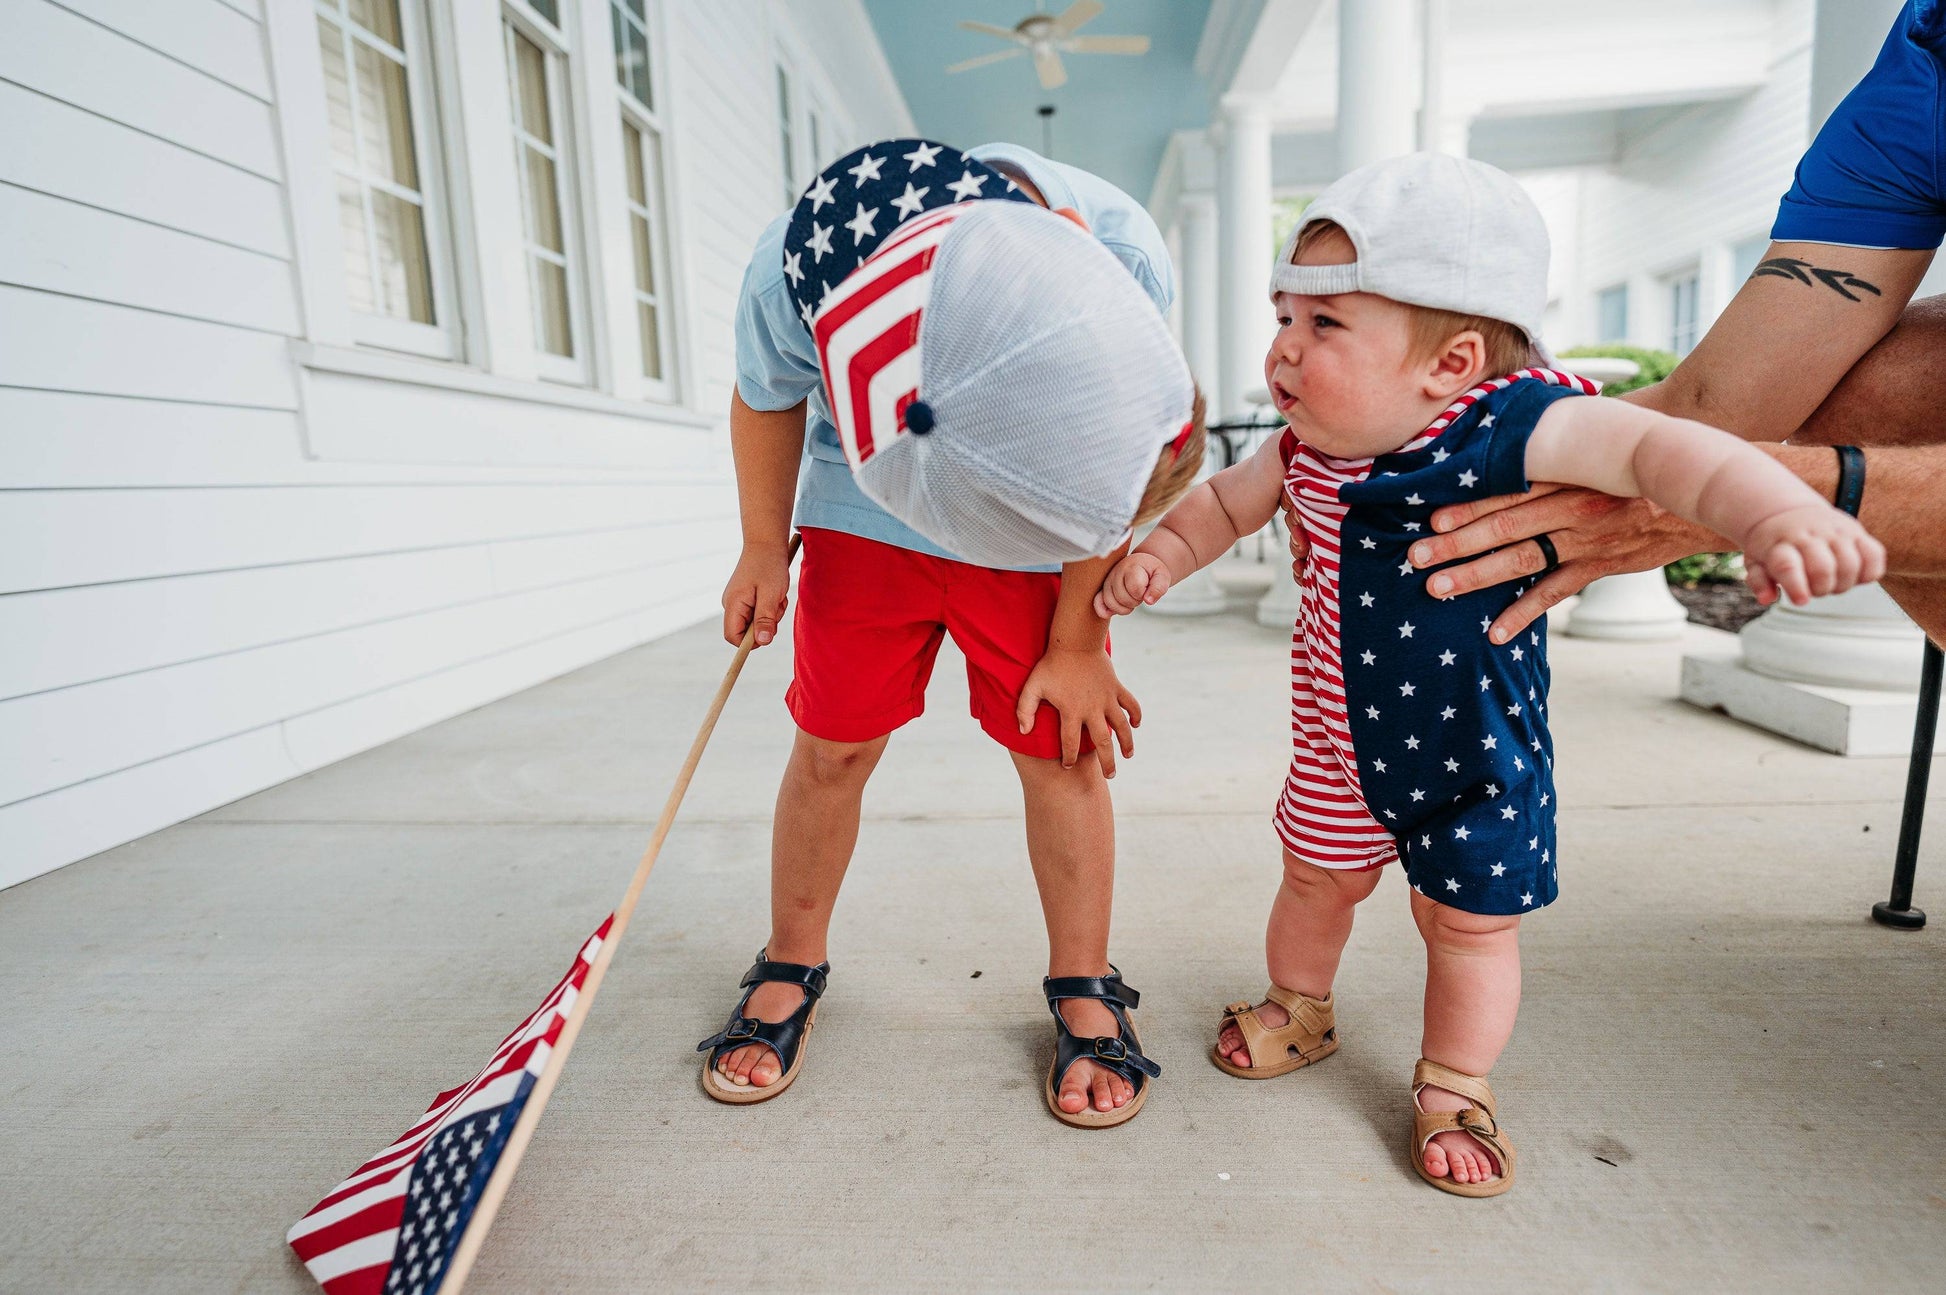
[739,952,829,999]
[1042,974,1138,1009]
[1412,1058,1496,1116]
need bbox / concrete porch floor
[2,569,1942,1293]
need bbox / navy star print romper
[1274,369,1598,916]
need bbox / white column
[1681,586,1928,756]
[1147,189,1228,617]
[1178,192,1221,416]
[1338,0,1420,172]
[1215,98,1273,421]
[1563,571,1688,641]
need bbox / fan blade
[1034,45,1067,89]
[1048,0,1105,38]
[1060,34,1150,55]
[947,47,1027,72]
[958,20,1026,42]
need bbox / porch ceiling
[859,0,1213,201]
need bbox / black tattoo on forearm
[1751,257,1883,301]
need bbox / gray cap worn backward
[1270,153,1553,356]
[813,199,1195,568]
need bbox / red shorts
[785,528,1097,760]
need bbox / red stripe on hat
[842,312,922,462]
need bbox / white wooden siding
[0,0,911,888]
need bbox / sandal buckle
[725,1017,759,1041]
[1092,1036,1128,1062]
[1457,1107,1498,1138]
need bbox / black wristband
[1833,445,1867,518]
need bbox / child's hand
[1740,504,1886,607]
[1092,553,1173,618]
[1015,648,1140,777]
[721,541,793,647]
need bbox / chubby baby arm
[1524,398,1886,607]
[1093,435,1291,618]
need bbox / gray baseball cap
[812,199,1196,568]
[1271,153,1553,357]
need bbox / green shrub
[1558,344,1679,397]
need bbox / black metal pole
[1873,639,1940,929]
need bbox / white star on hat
[1482,413,1496,427]
[1439,649,1456,666]
[1400,682,1416,696]
[805,173,838,211]
[1501,805,1518,820]
[1360,536,1377,549]
[1405,735,1421,750]
[806,222,834,262]
[1398,559,1415,575]
[1411,789,1426,802]
[1373,758,1388,772]
[783,250,804,286]
[1361,650,1376,665]
[1441,708,1456,722]
[1445,877,1462,892]
[947,168,988,200]
[1482,735,1499,750]
[1399,621,1415,638]
[1405,493,1424,506]
[1432,448,1449,463]
[845,202,880,245]
[1454,826,1471,841]
[847,152,885,186]
[1457,470,1478,488]
[903,141,942,171]
[1360,592,1375,607]
[1491,862,1506,876]
[890,182,930,221]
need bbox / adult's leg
[1010,750,1135,1115]
[1792,295,1946,640]
[715,730,889,1087]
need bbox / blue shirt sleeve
[1478,382,1591,498]
[734,213,823,412]
[1772,0,1946,250]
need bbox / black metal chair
[1873,639,1938,928]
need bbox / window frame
[503,0,593,385]
[1594,282,1628,345]
[312,0,463,360]
[1667,268,1702,357]
[604,0,680,402]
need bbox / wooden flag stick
[437,536,799,1295]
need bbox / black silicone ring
[1533,533,1561,573]
[1833,445,1867,518]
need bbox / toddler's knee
[1413,898,1519,953]
[1280,852,1379,908]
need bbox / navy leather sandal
[696,950,828,1105]
[1042,968,1161,1129]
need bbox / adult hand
[1015,647,1140,777]
[721,541,792,647]
[1406,485,1720,643]
[1279,499,1310,578]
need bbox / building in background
[0,0,908,885]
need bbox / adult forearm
[1773,443,1946,576]
[730,389,805,548]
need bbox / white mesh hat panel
[853,201,1194,568]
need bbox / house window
[315,0,456,357]
[611,0,676,392]
[505,4,587,381]
[808,108,824,172]
[1669,271,1701,356]
[777,65,797,205]
[1595,284,1628,344]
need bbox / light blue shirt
[733,143,1175,573]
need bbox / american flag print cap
[783,139,1032,332]
[808,195,1197,569]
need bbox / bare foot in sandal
[713,979,806,1088]
[1416,1083,1503,1184]
[1053,997,1138,1114]
[1214,998,1287,1069]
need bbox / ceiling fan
[946,0,1152,91]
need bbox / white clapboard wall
[0,0,911,887]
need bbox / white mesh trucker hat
[1271,153,1553,358]
[787,140,1196,568]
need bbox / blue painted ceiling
[860,0,1213,203]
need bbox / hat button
[904,400,935,434]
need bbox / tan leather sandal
[1210,985,1337,1078]
[1410,1058,1516,1198]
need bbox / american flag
[287,917,611,1295]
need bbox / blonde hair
[1132,386,1208,527]
[1291,221,1534,378]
